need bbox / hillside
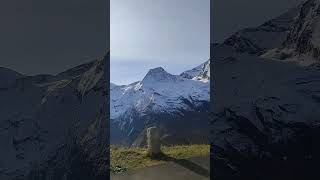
[0,53,109,180]
[212,1,320,179]
[110,60,210,146]
[110,144,210,173]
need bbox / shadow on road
[154,154,210,178]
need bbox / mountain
[0,55,209,179]
[0,53,109,180]
[212,1,320,179]
[263,0,320,65]
[110,60,210,146]
[222,5,301,55]
[180,60,210,82]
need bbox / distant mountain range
[0,52,210,179]
[110,60,210,146]
[222,0,320,65]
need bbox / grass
[110,144,210,173]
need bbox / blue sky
[110,0,210,85]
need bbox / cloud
[110,0,210,84]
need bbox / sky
[0,0,108,75]
[111,0,210,85]
[213,0,303,43]
[0,0,303,79]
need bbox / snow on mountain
[0,52,209,179]
[142,67,179,83]
[180,60,210,82]
[110,61,210,145]
[111,62,210,120]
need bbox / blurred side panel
[0,0,110,180]
[211,0,320,179]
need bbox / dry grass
[110,144,210,173]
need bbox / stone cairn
[147,127,162,157]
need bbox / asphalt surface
[111,156,210,180]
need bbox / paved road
[111,156,210,180]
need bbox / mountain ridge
[0,52,109,180]
[211,1,320,179]
[262,0,320,65]
[110,60,210,146]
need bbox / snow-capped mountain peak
[142,67,178,83]
[110,61,210,120]
[180,60,210,81]
[110,61,210,146]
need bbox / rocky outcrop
[0,52,109,180]
[222,6,300,55]
[212,39,320,179]
[146,127,161,156]
[211,2,320,174]
[263,0,320,65]
[284,0,320,61]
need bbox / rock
[147,127,161,157]
[263,0,320,64]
